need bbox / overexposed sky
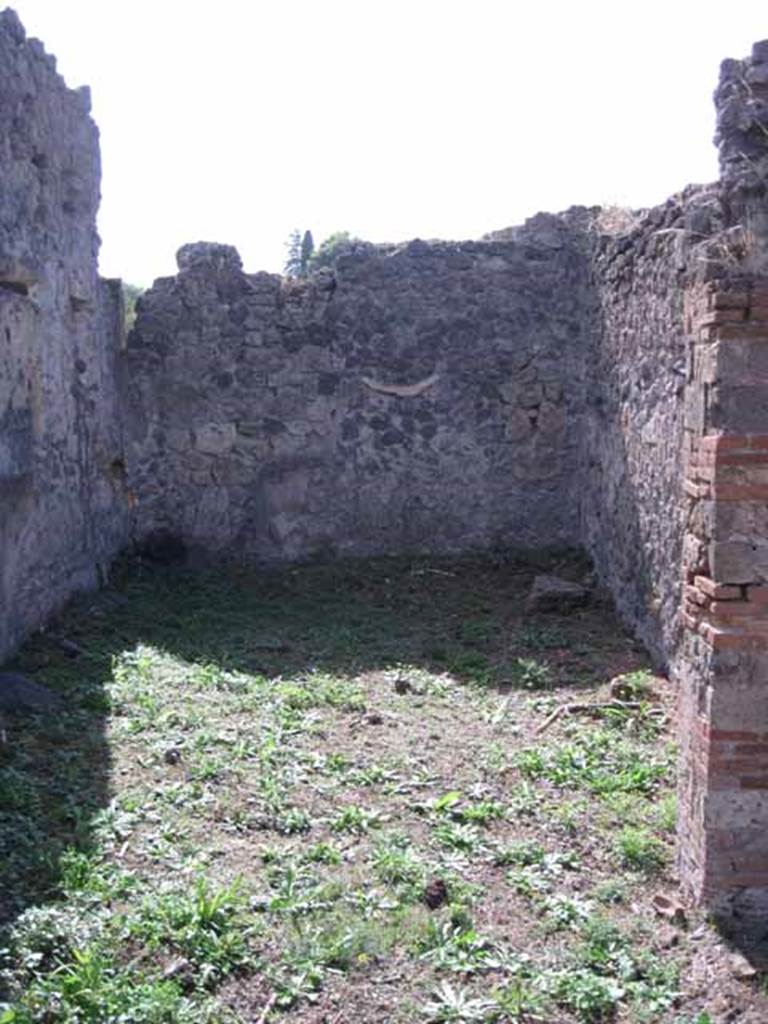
[9,1,768,285]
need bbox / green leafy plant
[511,657,553,691]
[615,826,668,874]
[546,967,623,1022]
[434,822,481,853]
[329,805,381,834]
[421,980,496,1021]
[515,729,670,795]
[452,800,505,826]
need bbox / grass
[0,553,759,1022]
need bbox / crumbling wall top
[176,242,243,274]
[715,40,768,190]
[714,39,768,275]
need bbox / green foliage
[612,669,655,701]
[300,229,314,273]
[546,967,623,1022]
[283,228,314,277]
[433,821,481,853]
[122,282,143,331]
[372,838,423,886]
[492,977,549,1021]
[308,230,362,271]
[329,804,381,834]
[446,650,491,685]
[129,878,254,983]
[615,826,668,874]
[510,656,553,691]
[420,980,496,1021]
[493,840,545,867]
[515,728,671,795]
[452,800,505,826]
[516,624,569,650]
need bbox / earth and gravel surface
[0,553,766,1023]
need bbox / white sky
[9,1,768,285]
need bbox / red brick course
[679,279,768,910]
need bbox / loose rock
[424,878,449,909]
[525,574,589,614]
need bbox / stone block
[525,575,589,613]
[709,539,768,584]
[708,385,768,433]
[194,422,236,455]
[0,407,33,482]
[176,242,243,274]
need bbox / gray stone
[525,575,589,614]
[176,242,243,273]
[125,225,592,564]
[0,14,129,664]
[709,540,768,584]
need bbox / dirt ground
[1,552,766,1022]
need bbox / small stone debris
[0,671,64,713]
[651,892,688,926]
[728,951,758,980]
[423,878,449,909]
[161,957,195,992]
[524,574,589,614]
[655,924,681,950]
[162,957,190,979]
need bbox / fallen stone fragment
[728,951,758,979]
[654,924,681,950]
[652,892,687,926]
[525,574,589,614]
[0,671,64,713]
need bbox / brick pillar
[679,279,768,920]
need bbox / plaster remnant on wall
[361,373,440,398]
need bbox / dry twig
[534,700,663,735]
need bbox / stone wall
[0,9,129,662]
[675,41,768,921]
[582,187,727,667]
[125,196,727,677]
[124,221,595,563]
